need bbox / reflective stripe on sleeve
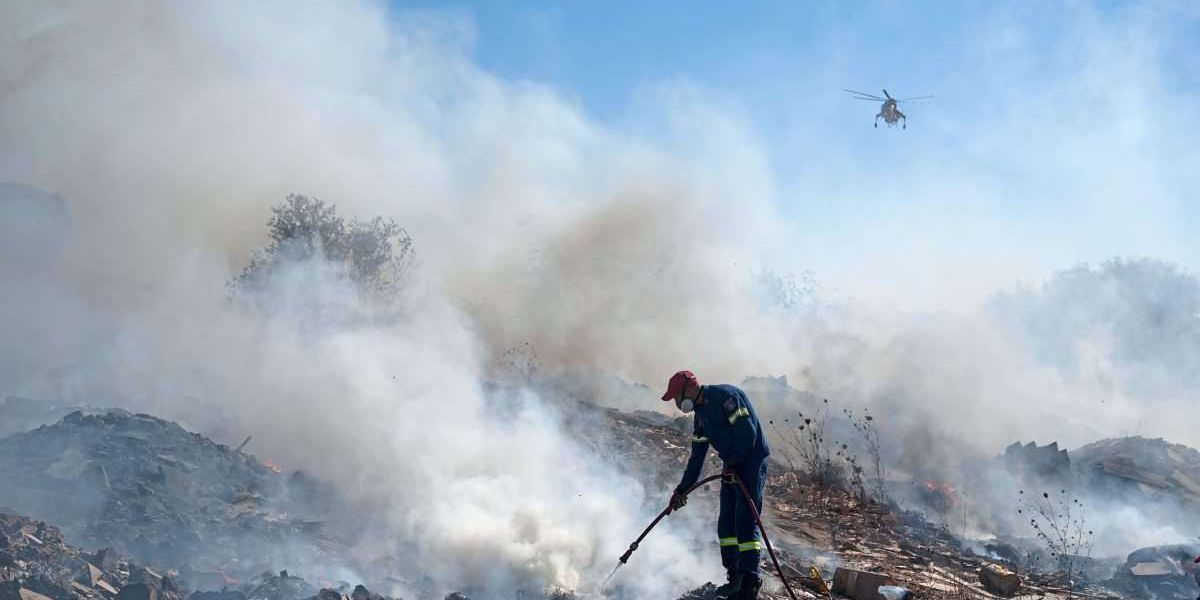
[692,436,709,443]
[738,540,762,552]
[727,407,750,425]
[719,537,738,547]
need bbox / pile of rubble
[5,392,1200,600]
[1105,544,1200,600]
[0,512,552,600]
[1074,437,1200,512]
[0,511,183,600]
[0,406,615,600]
[1002,436,1200,537]
[0,410,348,584]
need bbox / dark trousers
[717,459,767,576]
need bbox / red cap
[661,370,697,401]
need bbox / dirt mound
[0,410,347,582]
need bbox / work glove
[668,490,688,512]
[722,466,737,485]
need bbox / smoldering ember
[5,3,1200,600]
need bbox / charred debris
[2,395,1200,600]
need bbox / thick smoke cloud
[991,258,1200,403]
[3,0,1200,590]
[0,1,792,596]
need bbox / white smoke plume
[4,1,1200,591]
[0,1,774,596]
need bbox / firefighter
[662,370,770,600]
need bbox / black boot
[735,574,762,600]
[714,573,742,599]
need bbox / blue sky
[393,1,1200,309]
[403,1,1197,151]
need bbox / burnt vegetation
[1017,489,1096,591]
[230,194,414,303]
[769,398,839,489]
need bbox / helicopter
[844,89,933,129]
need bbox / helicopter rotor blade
[899,95,934,102]
[882,89,893,100]
[844,89,885,101]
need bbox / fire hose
[610,472,802,600]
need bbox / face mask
[678,398,694,413]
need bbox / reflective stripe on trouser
[717,459,768,575]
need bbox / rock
[979,563,1022,596]
[831,568,895,600]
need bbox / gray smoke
[4,0,1200,591]
[1,2,749,596]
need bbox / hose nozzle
[619,541,638,564]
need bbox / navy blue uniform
[675,384,770,577]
